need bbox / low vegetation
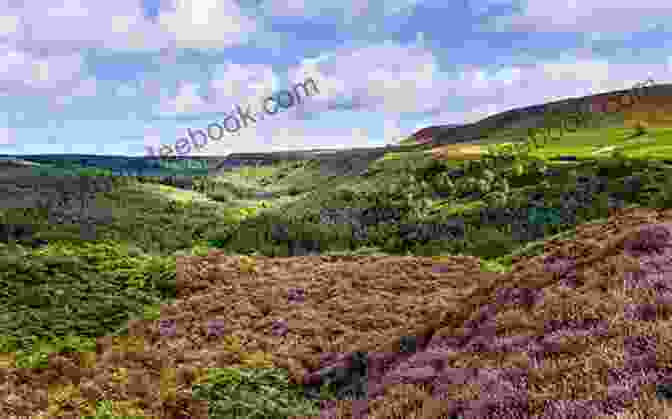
[1,101,672,417]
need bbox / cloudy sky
[1,0,671,156]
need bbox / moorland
[1,84,672,418]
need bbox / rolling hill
[408,82,672,147]
[2,82,672,419]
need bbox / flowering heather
[287,287,306,303]
[271,319,289,336]
[295,222,672,418]
[206,319,226,337]
[542,254,580,287]
[431,263,452,273]
[623,223,672,257]
[10,218,672,419]
[158,319,176,337]
[493,286,544,308]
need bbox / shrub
[466,225,521,259]
[455,177,480,197]
[433,172,456,196]
[476,178,491,195]
[483,191,509,207]
[191,367,323,419]
[481,169,496,183]
[335,188,358,202]
[415,157,448,181]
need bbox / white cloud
[381,118,404,144]
[13,0,161,51]
[1,0,258,57]
[151,61,280,118]
[207,62,279,108]
[157,0,258,49]
[136,38,672,155]
[260,0,421,22]
[0,13,20,37]
[157,91,376,156]
[287,41,454,115]
[287,44,672,133]
[0,44,89,95]
[440,57,672,124]
[491,0,672,33]
[285,42,672,133]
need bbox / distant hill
[0,157,41,167]
[5,83,670,173]
[405,124,461,145]
[410,83,672,145]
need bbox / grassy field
[3,99,672,417]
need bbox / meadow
[2,89,672,418]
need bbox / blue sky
[1,0,672,156]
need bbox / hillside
[2,86,672,418]
[406,83,672,147]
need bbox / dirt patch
[2,207,672,418]
[428,144,484,160]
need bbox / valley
[1,86,672,418]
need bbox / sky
[1,0,672,157]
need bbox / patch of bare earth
[428,144,484,160]
[2,206,672,418]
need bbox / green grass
[486,120,672,161]
[398,136,420,145]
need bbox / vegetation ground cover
[2,92,672,417]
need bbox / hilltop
[408,82,672,146]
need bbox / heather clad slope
[2,208,672,417]
[198,208,672,419]
[4,208,667,418]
